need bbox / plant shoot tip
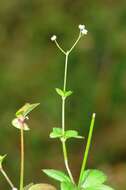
[93,113,96,118]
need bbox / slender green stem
[61,51,75,183]
[63,51,69,91]
[62,98,65,134]
[20,125,24,190]
[68,32,81,53]
[62,140,74,184]
[0,167,15,189]
[54,40,66,55]
[54,31,82,184]
[78,113,96,186]
[62,51,69,134]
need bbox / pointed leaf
[16,103,40,117]
[50,128,62,138]
[43,169,71,182]
[65,130,83,140]
[85,184,114,190]
[12,118,30,131]
[0,154,7,167]
[80,169,107,188]
[55,88,73,99]
[55,88,65,97]
[61,182,77,190]
[64,90,73,98]
[28,183,56,190]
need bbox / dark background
[0,0,126,189]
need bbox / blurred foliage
[0,0,126,189]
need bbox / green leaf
[50,128,62,138]
[12,118,30,131]
[0,154,7,167]
[23,183,34,190]
[28,183,56,190]
[16,103,40,117]
[85,184,114,190]
[64,90,73,98]
[55,88,73,98]
[50,128,83,140]
[55,88,65,97]
[65,130,83,140]
[61,182,77,190]
[43,169,71,183]
[80,169,107,188]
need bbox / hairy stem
[20,125,24,190]
[78,113,96,186]
[0,167,15,189]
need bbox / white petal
[51,35,57,41]
[78,24,85,30]
[81,29,88,35]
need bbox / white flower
[81,28,88,35]
[78,24,88,35]
[79,24,85,30]
[51,35,57,41]
[12,188,18,190]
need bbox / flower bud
[51,35,57,41]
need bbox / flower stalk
[61,51,74,184]
[51,25,88,184]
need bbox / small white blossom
[81,28,88,35]
[12,188,18,190]
[78,24,88,35]
[79,24,85,30]
[51,35,57,41]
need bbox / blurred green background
[0,0,126,189]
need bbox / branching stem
[54,31,83,184]
[68,32,81,53]
[54,40,66,55]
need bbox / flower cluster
[78,24,88,35]
[51,24,88,42]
